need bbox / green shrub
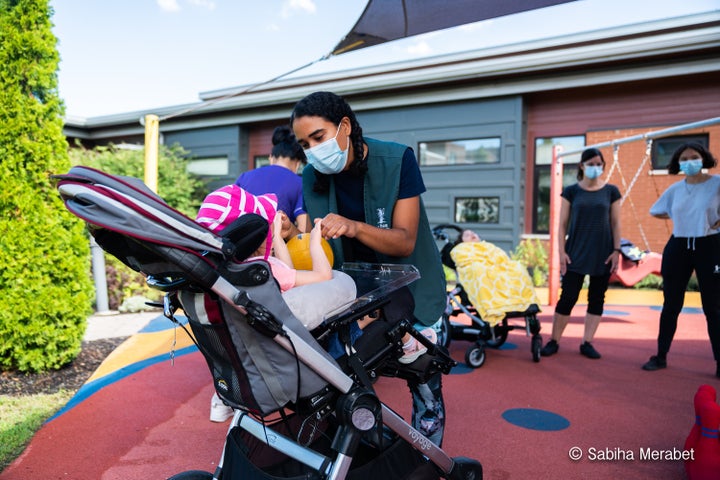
[68,143,207,309]
[510,239,549,287]
[629,271,698,292]
[0,0,94,372]
[632,273,663,290]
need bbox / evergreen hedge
[0,0,94,372]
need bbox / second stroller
[434,225,542,368]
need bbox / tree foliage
[68,143,207,310]
[0,0,94,372]
[68,143,206,218]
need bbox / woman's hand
[318,197,420,257]
[319,213,358,240]
[559,252,570,276]
[605,250,620,273]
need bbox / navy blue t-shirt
[561,183,621,276]
[334,147,425,262]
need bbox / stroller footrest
[380,346,455,382]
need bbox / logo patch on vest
[376,208,389,229]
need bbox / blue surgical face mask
[584,165,603,179]
[679,159,703,176]
[303,123,348,175]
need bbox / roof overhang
[65,11,720,141]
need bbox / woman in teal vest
[290,91,448,445]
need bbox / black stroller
[55,167,482,480]
[433,225,542,368]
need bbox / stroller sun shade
[56,166,225,275]
[54,166,345,415]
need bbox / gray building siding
[357,96,525,252]
[164,125,246,191]
[62,13,719,254]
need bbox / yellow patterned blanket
[450,241,539,326]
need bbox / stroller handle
[432,224,463,241]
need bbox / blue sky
[50,0,719,118]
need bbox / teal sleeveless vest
[303,138,446,326]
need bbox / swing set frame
[546,116,720,306]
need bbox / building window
[253,155,271,169]
[187,156,229,176]
[651,134,709,170]
[455,197,499,224]
[533,136,585,233]
[419,138,501,166]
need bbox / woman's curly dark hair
[666,141,716,175]
[290,91,367,193]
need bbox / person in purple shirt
[236,125,309,235]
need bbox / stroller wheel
[465,342,486,368]
[438,313,452,348]
[485,321,509,348]
[167,470,213,480]
[531,334,543,363]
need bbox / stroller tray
[323,263,420,324]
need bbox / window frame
[418,137,502,166]
[650,134,709,171]
[532,135,585,234]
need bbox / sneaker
[540,340,559,357]
[580,341,601,359]
[210,392,234,422]
[642,355,667,371]
[399,328,437,364]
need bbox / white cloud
[157,0,181,12]
[281,0,317,18]
[157,0,216,12]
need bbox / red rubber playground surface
[2,291,716,480]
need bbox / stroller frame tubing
[216,410,334,478]
[221,293,454,476]
[209,391,455,479]
[151,244,459,478]
[178,254,456,477]
[56,171,477,479]
[448,293,499,340]
[448,287,535,338]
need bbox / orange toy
[685,384,720,480]
[286,233,334,270]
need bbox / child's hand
[310,218,322,245]
[278,211,299,239]
[273,212,284,238]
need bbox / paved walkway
[83,310,161,341]
[2,290,717,480]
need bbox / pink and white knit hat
[196,184,278,233]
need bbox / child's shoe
[399,328,437,364]
[210,392,234,422]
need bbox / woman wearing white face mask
[541,147,622,360]
[643,142,720,377]
[291,91,448,446]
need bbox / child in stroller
[433,225,542,368]
[55,166,482,480]
[195,184,361,421]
